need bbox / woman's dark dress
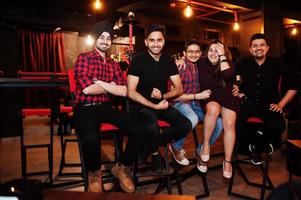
[197,58,240,113]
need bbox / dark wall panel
[0,29,21,137]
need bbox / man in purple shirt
[74,21,145,193]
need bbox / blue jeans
[172,101,223,153]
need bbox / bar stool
[171,126,210,199]
[228,117,274,200]
[20,108,52,181]
[56,69,122,191]
[17,71,67,183]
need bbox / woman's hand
[215,42,225,56]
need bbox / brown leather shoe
[111,163,135,193]
[88,169,103,192]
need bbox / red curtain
[18,30,66,72]
[17,30,66,107]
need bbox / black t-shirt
[128,51,179,103]
[236,56,298,106]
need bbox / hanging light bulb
[183,4,193,18]
[233,12,239,31]
[86,35,94,46]
[233,22,240,31]
[291,27,298,35]
[94,0,102,10]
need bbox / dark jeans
[74,103,145,172]
[237,104,286,151]
[131,105,192,155]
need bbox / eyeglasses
[186,50,201,54]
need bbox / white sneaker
[169,145,189,166]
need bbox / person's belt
[82,102,103,107]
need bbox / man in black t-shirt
[236,33,298,165]
[127,24,192,172]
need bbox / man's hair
[185,39,201,51]
[144,24,166,38]
[250,33,268,46]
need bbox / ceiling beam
[196,10,221,18]
[195,15,232,25]
[177,0,235,13]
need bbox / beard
[254,53,265,60]
[253,50,266,59]
[96,43,109,52]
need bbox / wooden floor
[43,190,196,200]
[0,116,299,199]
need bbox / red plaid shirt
[172,60,200,104]
[180,60,200,94]
[74,49,125,105]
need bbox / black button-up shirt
[236,56,297,106]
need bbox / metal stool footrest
[22,144,51,178]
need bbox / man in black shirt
[236,33,297,164]
[127,24,192,172]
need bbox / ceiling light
[183,4,193,18]
[233,12,239,31]
[94,0,102,10]
[291,27,298,35]
[86,35,94,46]
[233,22,239,31]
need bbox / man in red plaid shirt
[73,21,145,193]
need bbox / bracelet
[218,54,225,57]
[220,59,228,63]
[193,93,196,100]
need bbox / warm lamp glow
[86,35,94,46]
[291,27,298,35]
[170,3,176,8]
[94,0,102,10]
[233,22,240,31]
[183,5,193,18]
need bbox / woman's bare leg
[202,101,221,157]
[221,107,236,173]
